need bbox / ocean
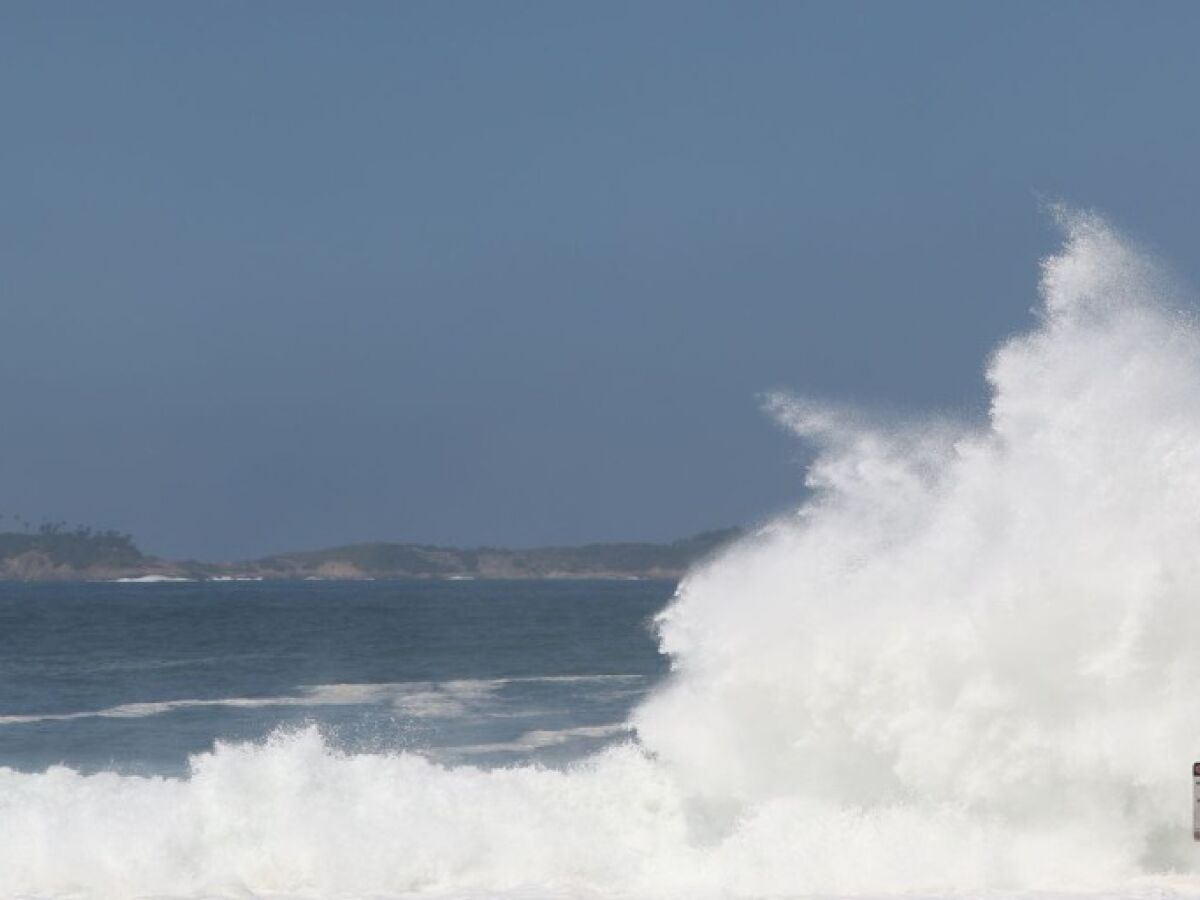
[0,579,680,898]
[0,579,669,777]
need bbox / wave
[109,575,195,583]
[2,726,1195,898]
[7,209,1200,896]
[456,723,633,754]
[0,675,648,726]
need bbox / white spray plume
[635,206,1200,889]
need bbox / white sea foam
[0,675,647,726]
[0,684,404,726]
[6,209,1200,897]
[457,723,633,754]
[110,574,195,583]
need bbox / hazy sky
[3,2,1200,559]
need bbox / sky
[3,1,1200,560]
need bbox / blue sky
[3,2,1200,559]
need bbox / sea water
[7,208,1200,898]
[0,580,667,775]
[0,579,671,897]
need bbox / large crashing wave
[6,209,1200,897]
[633,208,1200,892]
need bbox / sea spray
[0,728,692,897]
[4,209,1200,897]
[636,206,1200,888]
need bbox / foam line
[455,723,633,754]
[0,675,648,725]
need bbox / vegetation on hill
[0,522,740,581]
[247,528,740,579]
[0,523,145,579]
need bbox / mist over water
[5,210,1200,897]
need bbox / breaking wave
[6,209,1200,897]
[0,675,646,726]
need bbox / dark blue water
[0,579,672,775]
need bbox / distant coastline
[0,525,740,583]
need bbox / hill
[0,526,740,582]
[241,529,740,580]
[0,525,146,580]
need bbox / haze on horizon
[3,2,1200,560]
